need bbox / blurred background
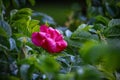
[4,0,81,25]
[32,0,77,25]
[3,0,120,31]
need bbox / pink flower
[31,25,67,53]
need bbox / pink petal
[56,40,67,52]
[40,25,48,32]
[54,29,63,41]
[44,38,57,53]
[48,28,63,41]
[32,24,68,53]
[47,27,57,40]
[55,34,63,41]
[31,32,46,46]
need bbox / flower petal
[44,38,57,53]
[48,28,63,41]
[32,24,68,53]
[31,32,46,46]
[40,25,48,32]
[56,40,67,52]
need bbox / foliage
[0,0,120,80]
[67,0,120,31]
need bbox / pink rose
[31,25,67,53]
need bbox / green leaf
[10,9,18,19]
[86,0,92,7]
[65,37,82,48]
[32,25,40,33]
[12,18,30,36]
[0,75,20,80]
[56,73,74,80]
[9,38,16,50]
[108,19,120,27]
[106,27,120,37]
[18,54,36,65]
[17,8,32,15]
[11,8,33,36]
[12,18,27,27]
[12,8,32,20]
[105,3,115,17]
[79,40,120,80]
[94,24,106,32]
[98,50,120,80]
[102,54,120,72]
[18,54,60,73]
[29,20,40,33]
[14,33,26,38]
[116,2,120,7]
[20,64,30,80]
[72,30,92,40]
[12,0,20,8]
[65,30,72,38]
[71,24,90,40]
[0,43,9,51]
[0,20,12,37]
[8,76,20,80]
[29,20,40,29]
[2,0,10,8]
[71,24,98,41]
[28,0,35,6]
[0,36,9,50]
[104,19,120,37]
[19,0,26,6]
[75,65,102,80]
[18,37,31,43]
[27,65,35,80]
[79,40,104,64]
[0,26,8,37]
[37,55,60,73]
[95,15,109,26]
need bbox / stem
[21,37,28,58]
[22,45,28,58]
[97,30,107,45]
[68,62,73,73]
